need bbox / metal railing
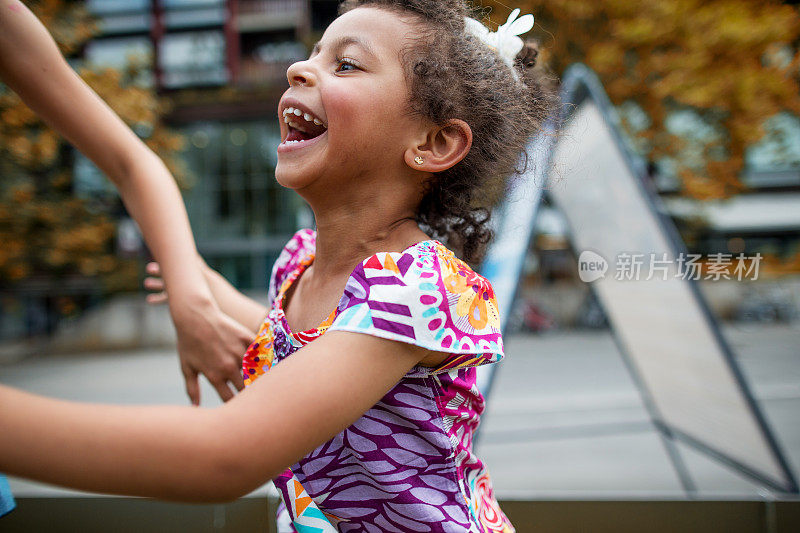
[2,496,799,532]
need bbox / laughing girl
[0,1,556,531]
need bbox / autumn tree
[483,0,800,200]
[0,0,185,299]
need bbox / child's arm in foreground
[0,0,254,404]
[0,332,430,502]
[145,259,267,334]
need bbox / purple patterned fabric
[244,229,515,532]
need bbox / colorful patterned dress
[242,229,514,533]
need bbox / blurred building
[75,1,800,305]
[519,95,800,330]
[535,102,800,273]
[76,0,341,290]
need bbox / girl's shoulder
[267,228,316,307]
[328,239,504,376]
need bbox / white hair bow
[464,8,534,81]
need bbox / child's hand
[173,306,253,405]
[144,261,254,405]
[144,262,168,305]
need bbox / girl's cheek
[326,82,387,119]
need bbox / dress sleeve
[267,229,316,307]
[327,242,504,376]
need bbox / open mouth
[280,106,328,146]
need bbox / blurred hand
[145,262,254,405]
[144,262,169,305]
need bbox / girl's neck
[298,163,432,283]
[310,205,427,281]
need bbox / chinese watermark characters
[578,250,762,283]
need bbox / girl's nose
[287,59,315,87]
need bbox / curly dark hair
[338,0,559,264]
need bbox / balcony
[238,58,293,87]
[236,0,305,32]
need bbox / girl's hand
[171,301,254,405]
[145,261,254,405]
[144,262,168,305]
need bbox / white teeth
[282,106,327,129]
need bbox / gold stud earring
[414,156,424,165]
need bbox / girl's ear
[405,119,472,172]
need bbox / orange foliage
[484,0,800,200]
[0,0,185,289]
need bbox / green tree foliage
[485,0,800,199]
[0,0,185,291]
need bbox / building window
[181,120,304,289]
[160,30,227,88]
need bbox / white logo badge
[578,250,608,283]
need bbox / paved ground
[478,323,800,499]
[1,323,798,499]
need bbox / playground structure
[477,63,798,497]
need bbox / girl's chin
[274,170,308,190]
[274,164,322,190]
[275,132,331,188]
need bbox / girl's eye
[335,56,360,72]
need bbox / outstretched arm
[0,0,254,404]
[0,332,430,502]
